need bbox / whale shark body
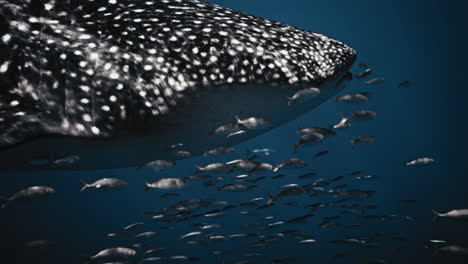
[0,0,356,170]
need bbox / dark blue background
[1,0,467,263]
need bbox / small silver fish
[347,110,377,121]
[226,159,259,171]
[227,130,247,138]
[398,80,415,88]
[80,178,127,192]
[273,158,306,172]
[180,231,202,239]
[140,160,175,171]
[294,132,324,152]
[436,245,468,256]
[334,92,372,104]
[246,148,276,156]
[169,143,184,149]
[406,157,434,166]
[194,163,232,174]
[364,77,384,85]
[87,247,137,262]
[144,178,186,191]
[135,232,157,239]
[430,240,447,244]
[299,239,317,244]
[354,68,372,79]
[171,150,193,157]
[287,87,320,106]
[210,121,243,136]
[122,222,144,231]
[332,113,352,129]
[297,127,336,136]
[351,136,375,149]
[25,240,56,248]
[200,224,221,230]
[433,209,468,221]
[235,116,271,130]
[218,184,248,192]
[53,155,80,166]
[203,146,235,156]
[1,186,55,208]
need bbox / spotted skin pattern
[0,0,356,147]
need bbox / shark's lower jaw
[0,0,356,170]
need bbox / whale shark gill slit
[0,0,356,170]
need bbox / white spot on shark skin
[0,61,10,73]
[1,34,11,43]
[82,114,92,122]
[109,72,119,79]
[91,126,100,135]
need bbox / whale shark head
[0,0,356,170]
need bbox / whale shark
[0,0,356,170]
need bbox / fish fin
[432,209,441,222]
[287,97,293,106]
[339,113,346,119]
[79,180,88,192]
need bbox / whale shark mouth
[0,0,356,170]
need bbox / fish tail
[432,209,441,222]
[293,143,299,153]
[296,126,302,134]
[193,165,202,174]
[339,113,346,119]
[81,255,92,264]
[234,115,241,124]
[79,180,88,192]
[287,97,293,106]
[333,96,338,103]
[0,196,9,209]
[267,194,275,205]
[143,181,150,192]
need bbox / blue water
[1,0,467,263]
